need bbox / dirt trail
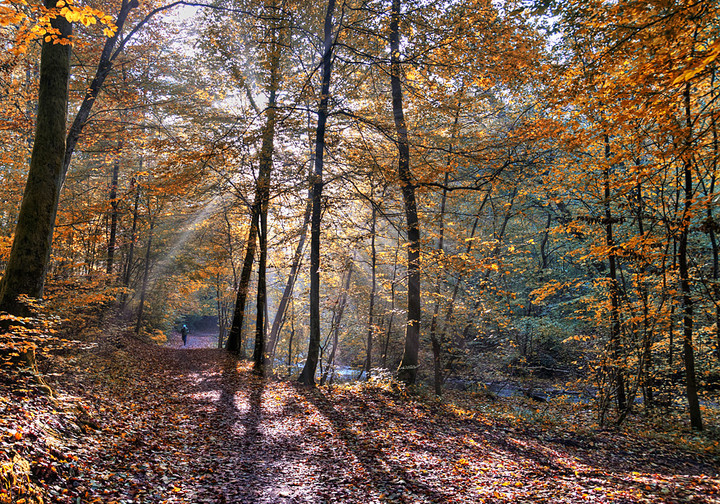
[166,330,220,350]
[55,347,347,503]
[42,340,720,504]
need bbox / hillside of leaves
[2,322,719,504]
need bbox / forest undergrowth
[1,322,720,504]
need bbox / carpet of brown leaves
[2,331,719,503]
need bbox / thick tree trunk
[390,0,421,386]
[253,213,267,372]
[299,0,336,386]
[226,212,259,354]
[0,2,71,316]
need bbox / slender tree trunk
[216,272,226,349]
[681,82,702,430]
[632,173,655,410]
[0,2,71,316]
[461,191,515,340]
[382,234,401,368]
[365,191,377,380]
[440,197,486,348]
[120,177,140,308]
[224,210,239,289]
[135,218,154,335]
[603,134,627,415]
[710,69,720,360]
[321,265,352,385]
[61,0,139,181]
[106,141,123,278]
[299,0,337,386]
[429,171,450,396]
[391,0,421,386]
[266,188,311,366]
[287,300,295,377]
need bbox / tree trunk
[135,218,154,335]
[0,1,71,316]
[365,189,377,380]
[461,191,515,340]
[61,0,140,181]
[710,69,720,361]
[106,141,123,278]
[253,213,267,372]
[429,171,450,396]
[226,212,259,354]
[252,16,281,374]
[632,172,655,411]
[120,177,140,309]
[382,235,401,368]
[321,264,352,385]
[440,209,482,347]
[603,134,627,416]
[287,300,295,377]
[680,82,702,430]
[391,0,421,386]
[298,0,337,386]
[266,185,312,367]
[216,272,226,349]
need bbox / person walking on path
[181,324,188,346]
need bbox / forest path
[45,339,720,504]
[166,329,220,349]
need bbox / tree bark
[365,196,377,379]
[61,0,141,181]
[252,13,281,374]
[106,141,123,278]
[429,171,450,396]
[382,234,401,368]
[134,217,154,334]
[287,300,295,377]
[0,2,71,316]
[680,82,702,430]
[603,134,627,416]
[120,177,140,308]
[321,264,352,385]
[391,0,421,386]
[710,69,720,361]
[298,0,337,386]
[226,212,259,354]
[266,185,312,367]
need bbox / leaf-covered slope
[3,334,719,503]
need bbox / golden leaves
[672,39,720,85]
[2,0,117,54]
